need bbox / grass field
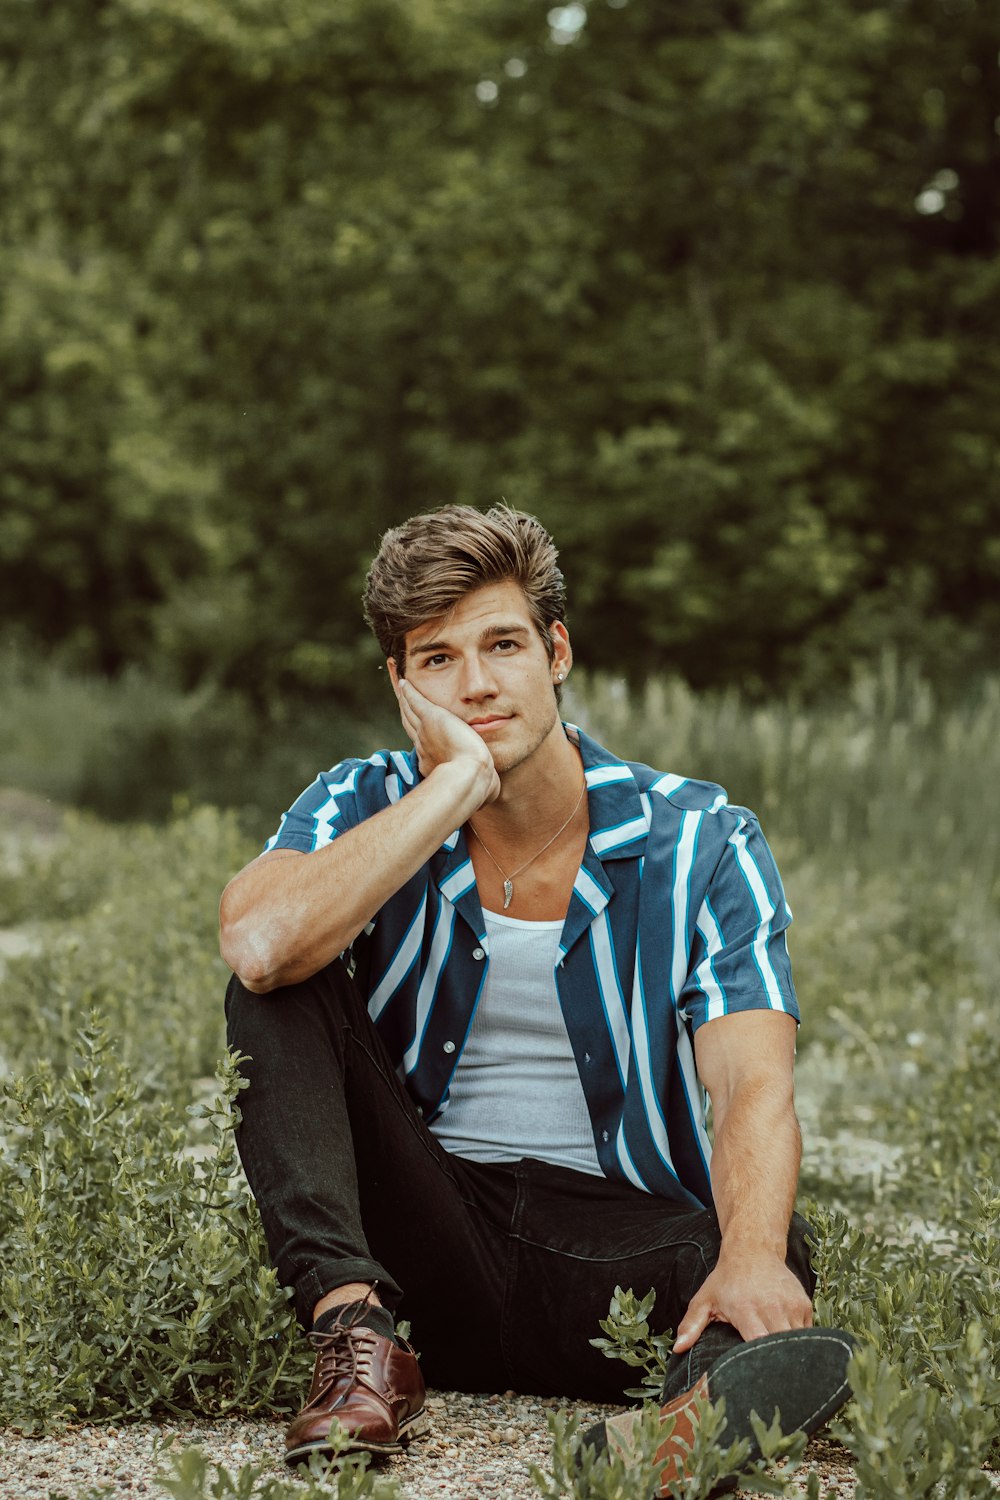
[1,666,998,1497]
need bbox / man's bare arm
[673,1010,812,1352]
[220,680,499,993]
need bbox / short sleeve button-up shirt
[265,723,799,1208]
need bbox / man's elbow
[220,930,276,993]
[219,894,281,993]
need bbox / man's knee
[225,970,273,1056]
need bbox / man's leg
[225,960,512,1459]
[490,1161,852,1494]
[492,1160,804,1401]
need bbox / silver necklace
[467,780,587,910]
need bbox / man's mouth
[467,714,512,730]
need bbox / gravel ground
[0,1394,859,1500]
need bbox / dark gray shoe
[580,1326,856,1497]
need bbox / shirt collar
[569,723,649,864]
[428,723,648,943]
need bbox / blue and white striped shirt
[265,724,798,1208]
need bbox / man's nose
[459,655,499,700]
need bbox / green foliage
[153,1428,402,1500]
[2,671,999,1493]
[530,1406,672,1500]
[0,804,251,1091]
[592,1271,1000,1496]
[0,1028,308,1432]
[48,1429,402,1500]
[835,1340,1000,1499]
[532,1398,818,1500]
[568,660,1000,887]
[1,0,998,701]
[590,1286,675,1402]
[0,644,399,821]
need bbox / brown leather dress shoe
[284,1322,429,1466]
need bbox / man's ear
[550,621,572,679]
[386,657,401,695]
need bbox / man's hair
[363,503,566,668]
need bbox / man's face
[391,580,572,776]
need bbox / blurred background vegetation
[1,0,998,819]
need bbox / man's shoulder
[574,725,744,822]
[291,749,419,806]
[319,748,419,789]
[264,748,420,852]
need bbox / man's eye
[493,640,518,652]
[425,654,449,667]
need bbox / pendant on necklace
[503,879,514,910]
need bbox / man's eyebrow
[479,623,530,642]
[409,623,530,656]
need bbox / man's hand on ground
[672,1251,813,1353]
[397,678,501,806]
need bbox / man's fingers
[397,701,420,745]
[673,1300,712,1354]
[397,679,421,720]
[731,1309,772,1343]
[673,1271,813,1355]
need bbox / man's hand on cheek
[397,679,501,804]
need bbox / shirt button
[602,1130,609,1142]
[443,1040,456,1054]
[472,947,485,961]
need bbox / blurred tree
[0,0,997,704]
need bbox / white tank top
[428,908,602,1176]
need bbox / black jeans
[225,960,815,1404]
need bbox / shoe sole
[601,1327,856,1496]
[706,1327,856,1456]
[284,1407,431,1467]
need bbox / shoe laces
[308,1288,380,1389]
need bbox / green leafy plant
[45,1428,402,1500]
[590,1285,674,1401]
[153,1426,402,1500]
[531,1394,825,1500]
[2,673,999,1496]
[834,1339,1000,1499]
[0,1024,308,1431]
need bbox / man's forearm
[711,1080,801,1260]
[219,759,488,992]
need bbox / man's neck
[474,720,585,848]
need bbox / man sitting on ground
[220,504,853,1494]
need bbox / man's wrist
[717,1228,789,1266]
[425,755,494,816]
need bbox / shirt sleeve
[263,758,379,854]
[680,812,799,1031]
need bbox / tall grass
[0,643,398,823]
[567,656,1000,886]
